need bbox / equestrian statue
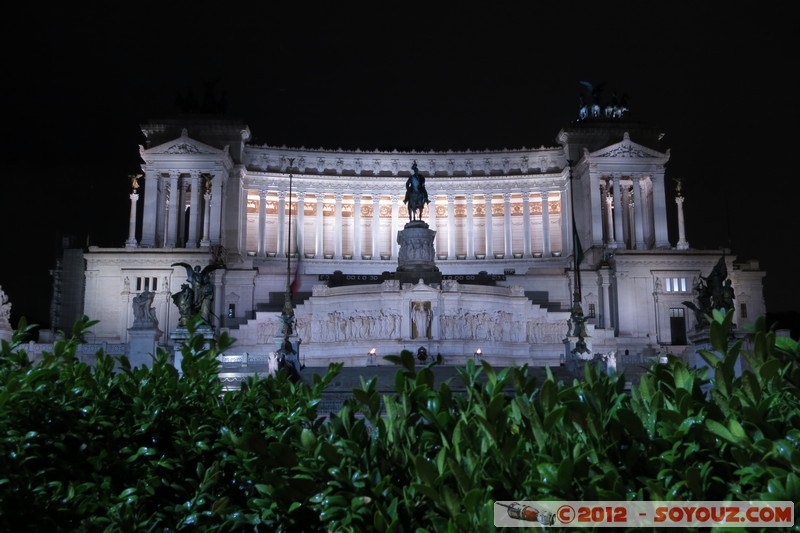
[403,160,430,222]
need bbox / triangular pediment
[143,128,224,156]
[589,132,664,159]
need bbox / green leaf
[706,419,736,443]
[728,419,748,443]
[442,486,461,517]
[415,456,438,485]
[543,405,567,432]
[540,379,557,412]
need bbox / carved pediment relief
[592,132,660,159]
[144,129,222,156]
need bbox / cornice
[240,173,568,196]
[241,146,568,177]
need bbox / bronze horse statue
[403,161,430,222]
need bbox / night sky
[2,3,797,330]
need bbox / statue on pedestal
[683,255,732,329]
[403,161,430,222]
[132,290,159,329]
[170,262,224,326]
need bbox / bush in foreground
[0,311,798,531]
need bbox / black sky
[2,3,798,328]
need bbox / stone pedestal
[128,327,163,368]
[396,221,441,286]
[273,334,302,372]
[564,335,594,375]
[170,326,215,374]
[687,328,744,391]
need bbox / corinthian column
[277,191,286,256]
[503,192,512,257]
[675,185,689,250]
[484,192,494,257]
[125,174,141,248]
[447,193,456,258]
[466,193,475,258]
[187,170,200,248]
[258,189,267,257]
[334,193,343,259]
[353,194,362,258]
[522,190,531,257]
[200,175,212,248]
[372,196,380,259]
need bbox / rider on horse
[403,161,430,221]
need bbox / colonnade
[133,170,223,249]
[243,188,568,260]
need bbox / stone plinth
[127,326,163,369]
[170,326,215,374]
[687,328,744,391]
[396,221,441,286]
[273,334,302,373]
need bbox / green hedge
[1,311,798,531]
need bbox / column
[600,267,612,330]
[652,172,671,248]
[277,191,286,257]
[484,192,494,257]
[239,186,249,255]
[296,192,306,256]
[466,194,475,258]
[429,193,438,252]
[200,185,211,248]
[154,175,165,247]
[541,191,551,256]
[126,190,139,248]
[522,190,531,257]
[187,171,200,247]
[177,177,188,248]
[353,194,362,258]
[140,170,159,248]
[447,193,456,258]
[612,175,624,249]
[258,189,267,257]
[633,175,645,249]
[208,170,223,246]
[604,182,614,245]
[503,192,512,257]
[675,194,689,250]
[391,195,399,258]
[372,196,380,260]
[560,187,569,255]
[334,193,343,259]
[166,172,180,248]
[316,194,324,257]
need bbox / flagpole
[569,161,581,305]
[281,158,296,334]
[286,158,294,296]
[568,159,589,355]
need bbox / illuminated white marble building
[55,112,766,369]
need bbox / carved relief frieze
[596,142,654,159]
[161,142,211,155]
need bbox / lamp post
[368,347,377,366]
[474,348,482,361]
